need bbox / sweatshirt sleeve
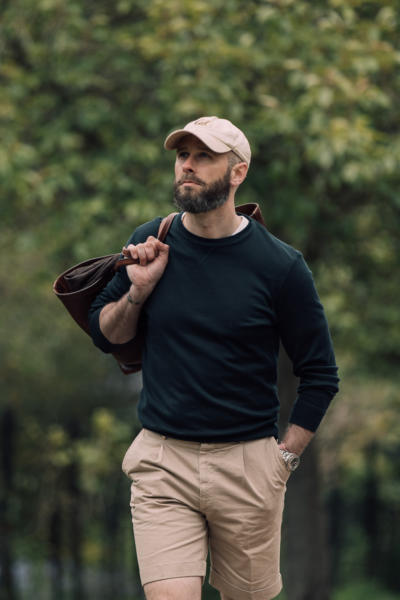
[88,266,132,353]
[276,254,339,432]
[88,217,162,353]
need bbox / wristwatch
[279,449,301,472]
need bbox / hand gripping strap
[114,212,178,270]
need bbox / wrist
[279,441,297,454]
[280,425,314,456]
[127,286,147,306]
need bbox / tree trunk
[49,503,64,600]
[102,474,122,597]
[278,347,331,600]
[66,419,84,600]
[0,406,18,600]
[67,460,84,600]
[363,443,379,580]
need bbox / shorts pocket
[270,438,291,483]
[122,429,164,479]
[122,429,144,476]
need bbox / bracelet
[127,292,141,305]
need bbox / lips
[179,178,204,186]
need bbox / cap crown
[164,116,251,165]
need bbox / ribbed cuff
[88,307,135,354]
[289,392,334,432]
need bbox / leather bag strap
[114,212,178,270]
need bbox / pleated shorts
[122,428,290,600]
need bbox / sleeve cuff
[88,307,136,354]
[289,391,334,432]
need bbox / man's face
[173,135,232,214]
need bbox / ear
[230,162,248,186]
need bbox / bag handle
[114,212,178,270]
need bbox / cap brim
[164,128,231,154]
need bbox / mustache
[177,175,205,186]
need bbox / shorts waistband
[143,428,246,450]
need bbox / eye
[199,151,212,159]
[177,151,188,159]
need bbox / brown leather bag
[53,203,266,374]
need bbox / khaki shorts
[122,428,290,600]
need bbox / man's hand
[122,236,170,300]
[278,424,314,456]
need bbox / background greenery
[1,0,399,599]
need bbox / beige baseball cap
[164,116,251,165]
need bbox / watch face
[280,449,300,471]
[288,455,300,471]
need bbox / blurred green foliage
[334,581,400,600]
[1,0,399,598]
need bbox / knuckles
[122,238,168,262]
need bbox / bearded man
[89,116,339,600]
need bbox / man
[89,116,339,600]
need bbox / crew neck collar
[181,212,249,237]
[174,212,253,245]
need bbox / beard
[173,168,231,214]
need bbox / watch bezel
[280,449,300,472]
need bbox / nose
[182,155,194,172]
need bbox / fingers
[122,237,168,266]
[156,239,170,255]
[124,243,154,266]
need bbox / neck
[182,198,242,239]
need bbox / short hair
[227,151,244,169]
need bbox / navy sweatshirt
[89,213,339,442]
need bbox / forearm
[279,424,314,456]
[99,284,148,344]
